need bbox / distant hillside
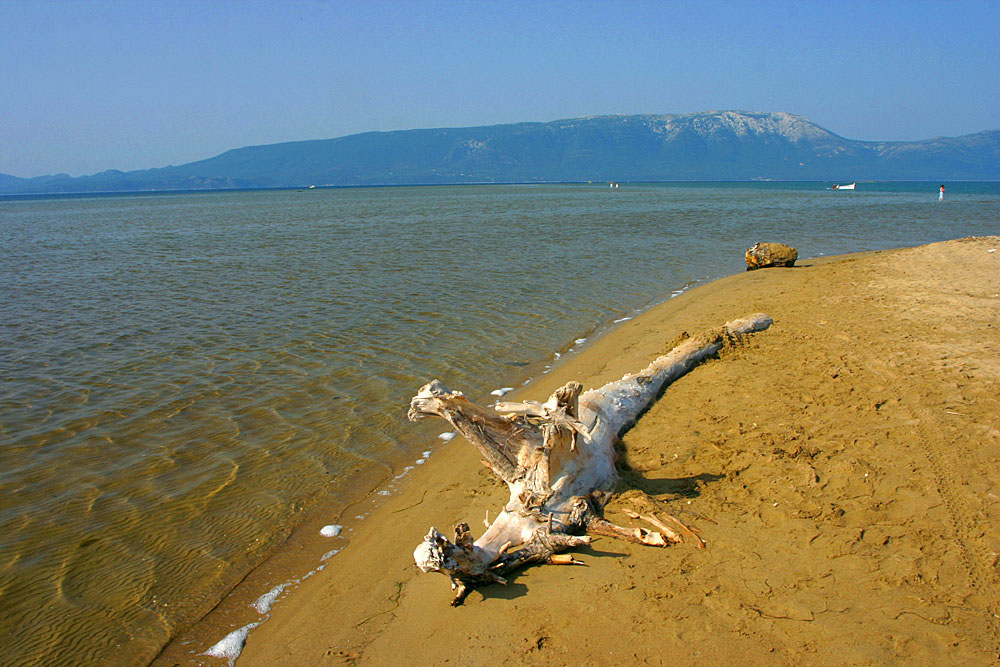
[3,111,999,194]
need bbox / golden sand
[156,236,1000,666]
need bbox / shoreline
[155,236,1000,665]
[149,264,712,664]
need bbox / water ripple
[1,182,997,664]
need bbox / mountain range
[3,111,998,194]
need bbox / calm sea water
[1,182,998,664]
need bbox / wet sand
[155,236,1000,666]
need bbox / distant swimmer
[939,184,945,201]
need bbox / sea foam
[319,524,342,538]
[252,583,289,614]
[203,622,260,666]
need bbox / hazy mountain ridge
[3,111,998,194]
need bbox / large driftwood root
[408,313,773,604]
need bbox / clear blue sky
[2,0,998,177]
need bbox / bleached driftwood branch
[408,313,772,604]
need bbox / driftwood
[408,313,773,604]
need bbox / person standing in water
[940,184,946,201]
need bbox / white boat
[831,182,856,190]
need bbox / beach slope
[158,236,1000,666]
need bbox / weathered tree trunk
[408,313,773,604]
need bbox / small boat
[831,182,856,190]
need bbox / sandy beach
[155,236,1000,666]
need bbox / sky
[1,0,998,178]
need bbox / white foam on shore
[201,276,714,667]
[203,622,260,665]
[393,464,415,480]
[319,524,342,538]
[566,336,588,354]
[202,513,351,662]
[252,583,290,614]
[393,446,437,481]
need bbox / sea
[2,181,998,665]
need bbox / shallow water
[1,182,998,665]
